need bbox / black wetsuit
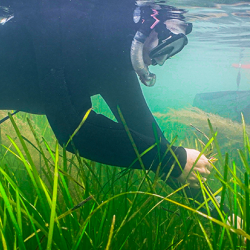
[0,1,215,209]
[0,0,186,175]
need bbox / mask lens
[149,33,188,65]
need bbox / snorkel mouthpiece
[131,31,156,87]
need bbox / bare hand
[176,148,212,188]
[227,214,246,244]
[227,214,243,228]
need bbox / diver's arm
[99,70,211,186]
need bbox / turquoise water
[0,2,250,249]
[142,2,250,113]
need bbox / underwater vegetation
[0,110,250,249]
[154,107,250,154]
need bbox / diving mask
[149,19,192,66]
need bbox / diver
[0,0,236,222]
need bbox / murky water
[143,1,250,114]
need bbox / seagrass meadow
[0,107,250,250]
[0,0,249,248]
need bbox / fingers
[177,148,214,188]
[194,155,213,176]
[185,148,213,172]
[206,161,213,172]
[187,173,208,189]
[198,154,213,171]
[202,177,207,183]
[190,182,200,189]
[227,214,246,244]
[194,166,210,176]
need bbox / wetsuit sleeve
[43,69,187,178]
[89,69,187,177]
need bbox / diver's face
[143,30,170,67]
[143,20,187,66]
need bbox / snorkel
[131,6,160,86]
[131,3,192,86]
[131,30,156,86]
